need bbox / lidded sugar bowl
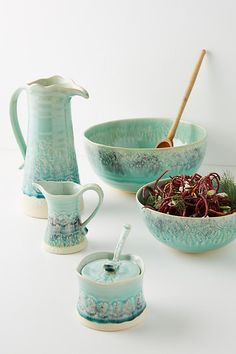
[76,225,146,331]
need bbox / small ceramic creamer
[77,251,146,331]
[33,181,103,254]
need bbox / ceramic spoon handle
[113,224,131,263]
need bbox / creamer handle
[78,184,104,228]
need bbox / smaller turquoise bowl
[136,180,236,253]
[84,118,207,192]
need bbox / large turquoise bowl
[84,118,207,192]
[136,180,236,253]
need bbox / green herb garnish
[171,195,186,212]
[221,171,236,210]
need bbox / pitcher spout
[67,79,89,99]
[32,181,50,198]
[28,75,89,99]
[32,181,81,198]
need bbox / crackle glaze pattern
[136,183,236,253]
[23,134,80,198]
[46,212,87,248]
[84,118,207,192]
[77,290,146,324]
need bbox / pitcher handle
[79,184,104,228]
[10,87,27,162]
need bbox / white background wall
[1,0,236,166]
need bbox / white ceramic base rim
[22,194,48,219]
[21,194,84,219]
[78,308,147,331]
[44,238,88,255]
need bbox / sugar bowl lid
[78,224,143,284]
[81,256,140,284]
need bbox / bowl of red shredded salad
[136,171,236,253]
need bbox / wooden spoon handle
[167,49,206,141]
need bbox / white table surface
[1,150,236,354]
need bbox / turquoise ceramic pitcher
[32,181,104,254]
[10,76,89,218]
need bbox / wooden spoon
[156,49,206,148]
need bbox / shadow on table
[117,303,192,340]
[167,241,236,270]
